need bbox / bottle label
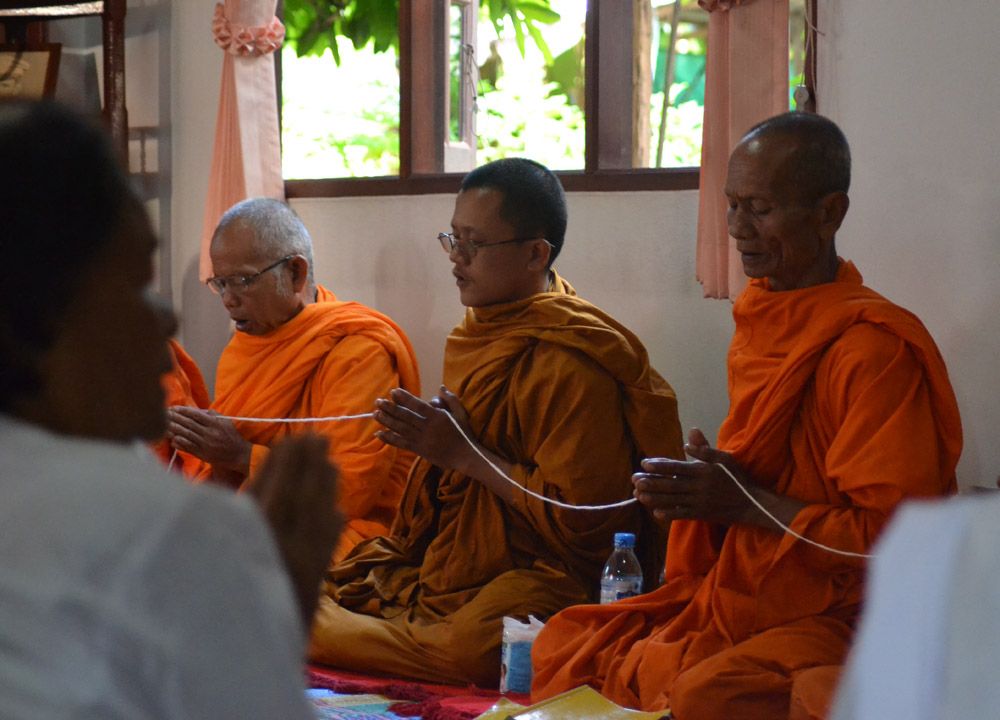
[600,577,643,604]
[500,639,533,694]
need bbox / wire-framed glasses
[205,255,294,295]
[437,232,549,259]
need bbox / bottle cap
[613,532,636,548]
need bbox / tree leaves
[283,0,560,64]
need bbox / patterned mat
[307,665,531,720]
[307,689,408,719]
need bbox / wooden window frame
[283,0,817,199]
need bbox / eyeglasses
[438,232,549,259]
[205,255,294,295]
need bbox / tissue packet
[500,615,545,694]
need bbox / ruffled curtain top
[212,2,285,56]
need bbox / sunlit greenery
[281,38,401,179]
[280,1,710,179]
[283,0,560,62]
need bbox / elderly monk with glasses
[307,157,684,687]
[166,198,421,560]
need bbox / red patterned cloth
[307,665,529,720]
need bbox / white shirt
[0,415,315,719]
[831,494,1000,720]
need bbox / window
[281,0,814,197]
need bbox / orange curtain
[695,0,789,299]
[199,1,286,281]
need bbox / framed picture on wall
[0,44,61,99]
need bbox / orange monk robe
[789,665,842,720]
[308,273,684,687]
[152,339,210,475]
[184,286,420,560]
[531,261,962,719]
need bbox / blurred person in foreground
[0,100,341,719]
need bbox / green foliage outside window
[283,0,559,63]
[280,1,709,178]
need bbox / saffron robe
[308,274,684,686]
[187,286,421,560]
[530,261,962,719]
[152,339,211,476]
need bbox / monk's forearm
[740,485,807,533]
[456,444,515,505]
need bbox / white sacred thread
[165,409,875,558]
[222,412,376,424]
[714,462,875,560]
[439,411,639,511]
[164,413,375,473]
[443,412,875,557]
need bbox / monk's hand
[243,435,343,631]
[373,386,477,473]
[632,457,754,525]
[632,428,806,531]
[632,426,756,524]
[428,387,473,428]
[166,406,252,474]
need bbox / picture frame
[0,43,61,99]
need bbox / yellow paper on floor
[473,686,670,720]
[473,697,529,720]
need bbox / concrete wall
[817,0,1000,487]
[165,1,999,486]
[169,0,232,373]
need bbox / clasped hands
[166,406,252,477]
[373,386,478,474]
[632,428,803,530]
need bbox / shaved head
[739,112,851,204]
[212,198,315,284]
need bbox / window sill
[284,167,700,199]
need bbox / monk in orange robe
[166,199,420,559]
[151,338,211,475]
[531,113,963,719]
[307,158,684,686]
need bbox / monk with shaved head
[530,112,962,720]
[307,157,684,687]
[167,198,420,559]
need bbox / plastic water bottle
[600,532,644,604]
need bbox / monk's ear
[287,255,310,293]
[817,191,849,241]
[526,238,552,272]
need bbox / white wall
[817,0,1000,487]
[169,0,233,376]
